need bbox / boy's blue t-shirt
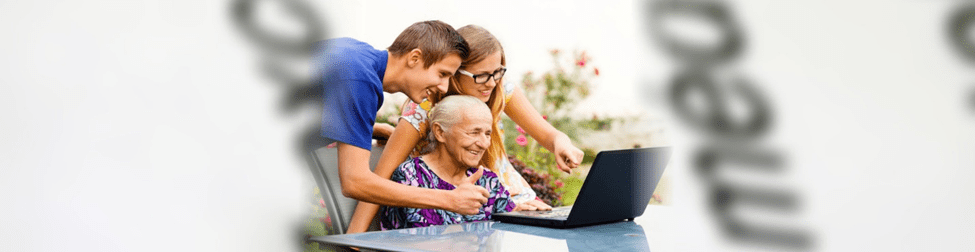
[313,37,388,150]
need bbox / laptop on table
[491,147,671,228]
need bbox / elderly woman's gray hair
[421,95,490,153]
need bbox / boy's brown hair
[388,20,470,69]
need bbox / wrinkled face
[440,109,492,168]
[405,54,462,103]
[456,51,503,102]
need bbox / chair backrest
[307,145,384,234]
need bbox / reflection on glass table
[309,205,673,252]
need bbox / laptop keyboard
[520,207,571,218]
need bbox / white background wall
[0,0,972,251]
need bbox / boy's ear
[406,48,422,68]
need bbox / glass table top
[309,205,674,252]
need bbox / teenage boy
[315,20,490,217]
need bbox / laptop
[491,147,671,228]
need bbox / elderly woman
[380,95,515,230]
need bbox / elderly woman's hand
[513,199,553,211]
[553,135,584,174]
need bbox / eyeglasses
[457,67,506,84]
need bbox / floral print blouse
[398,81,539,204]
[380,157,515,230]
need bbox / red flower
[555,180,564,188]
[542,115,548,120]
[594,67,600,76]
[576,59,586,67]
[515,134,528,146]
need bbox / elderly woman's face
[442,109,493,168]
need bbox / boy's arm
[336,143,490,214]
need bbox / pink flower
[516,126,525,134]
[542,115,548,120]
[594,67,600,76]
[555,180,564,188]
[319,199,326,208]
[578,51,589,67]
[515,134,528,146]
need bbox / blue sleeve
[320,78,379,150]
[315,38,383,151]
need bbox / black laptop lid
[566,147,671,225]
